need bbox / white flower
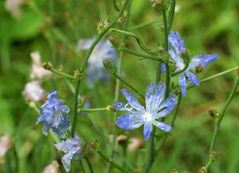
[22,81,45,102]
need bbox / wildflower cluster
[36,91,81,172]
[27,0,236,172]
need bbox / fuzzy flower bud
[103,59,116,74]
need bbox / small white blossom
[22,81,45,102]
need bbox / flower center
[143,112,153,122]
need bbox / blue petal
[179,74,187,96]
[153,121,172,132]
[168,32,186,55]
[143,122,153,141]
[145,82,166,112]
[186,71,199,86]
[47,91,58,99]
[189,54,217,69]
[59,105,70,113]
[168,49,185,70]
[62,151,73,172]
[161,63,166,73]
[121,89,144,113]
[113,101,127,111]
[155,94,177,118]
[116,114,144,130]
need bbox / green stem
[97,151,132,173]
[168,0,176,31]
[77,107,110,112]
[110,28,160,55]
[155,94,182,154]
[84,156,94,173]
[162,9,171,98]
[128,19,158,31]
[174,66,239,94]
[79,0,130,73]
[203,73,239,172]
[111,72,145,100]
[49,67,76,80]
[79,160,86,173]
[71,79,81,137]
[145,129,155,173]
[120,48,165,62]
[107,2,132,172]
[71,0,129,137]
[113,0,120,11]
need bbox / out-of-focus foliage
[0,0,239,172]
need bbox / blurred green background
[0,0,239,172]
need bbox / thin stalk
[203,73,239,172]
[120,48,165,62]
[71,0,130,137]
[97,151,132,173]
[79,0,130,73]
[84,156,94,173]
[71,80,81,137]
[49,67,75,80]
[162,9,171,97]
[173,66,239,94]
[111,72,145,100]
[77,107,110,112]
[128,19,158,31]
[107,2,132,172]
[79,160,86,173]
[110,28,160,55]
[155,94,182,154]
[145,129,155,173]
[113,0,120,11]
[168,0,176,31]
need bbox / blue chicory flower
[36,91,71,138]
[77,37,118,87]
[55,137,81,172]
[114,82,177,141]
[165,32,217,96]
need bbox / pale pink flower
[30,51,51,80]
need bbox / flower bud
[208,108,219,118]
[150,0,167,10]
[195,65,203,73]
[108,36,121,48]
[103,59,116,74]
[97,19,109,33]
[90,140,100,151]
[73,69,81,79]
[42,62,52,70]
[106,105,115,112]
